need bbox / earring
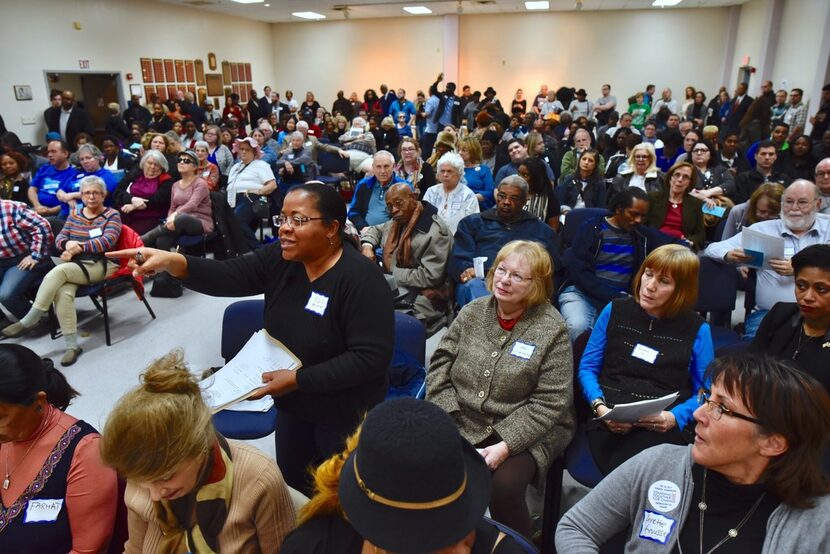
[328,236,335,246]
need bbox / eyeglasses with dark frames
[697,389,763,425]
[273,214,327,228]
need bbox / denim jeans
[558,285,605,342]
[234,193,263,250]
[742,308,769,341]
[455,278,490,307]
[0,256,38,320]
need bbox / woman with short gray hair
[113,150,173,234]
[423,152,480,234]
[2,176,122,366]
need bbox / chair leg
[48,306,61,340]
[100,291,111,346]
[540,455,565,554]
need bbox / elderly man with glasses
[704,179,830,339]
[815,158,830,214]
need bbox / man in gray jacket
[360,183,451,335]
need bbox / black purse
[251,195,271,218]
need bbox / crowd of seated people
[2,77,830,551]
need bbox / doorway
[44,71,122,145]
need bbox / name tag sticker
[475,166,481,172]
[632,343,659,364]
[13,186,19,192]
[305,292,329,316]
[451,201,462,211]
[24,499,63,523]
[647,480,681,512]
[639,510,676,544]
[510,341,535,360]
[88,228,103,238]
[784,247,795,258]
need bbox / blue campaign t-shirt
[30,165,78,211]
[65,169,121,214]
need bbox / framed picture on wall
[129,84,143,97]
[231,63,239,82]
[164,59,175,82]
[232,84,240,98]
[185,60,195,83]
[156,86,168,101]
[175,60,185,82]
[221,61,231,85]
[140,58,153,82]
[206,73,224,97]
[194,60,205,85]
[153,59,164,82]
[244,63,252,82]
[144,85,155,101]
[197,88,207,106]
[208,52,217,71]
[13,85,32,101]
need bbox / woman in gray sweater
[557,354,830,553]
[428,239,574,541]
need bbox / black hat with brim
[339,398,491,554]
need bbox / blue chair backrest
[387,312,426,399]
[561,208,608,250]
[221,299,265,362]
[319,150,350,174]
[694,257,739,314]
[484,517,538,553]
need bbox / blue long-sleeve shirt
[464,164,495,209]
[578,302,713,429]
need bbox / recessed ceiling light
[652,0,682,5]
[229,0,264,4]
[292,11,326,19]
[264,3,270,6]
[403,6,433,15]
[524,1,549,9]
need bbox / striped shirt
[595,220,635,293]
[55,207,121,254]
[0,200,53,260]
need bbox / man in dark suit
[267,91,290,123]
[257,86,273,123]
[46,90,93,150]
[725,82,753,135]
[43,89,62,128]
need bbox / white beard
[783,211,816,233]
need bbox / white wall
[459,9,731,104]
[729,0,767,92]
[1,0,276,145]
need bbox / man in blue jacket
[347,151,408,231]
[558,187,679,341]
[449,175,560,306]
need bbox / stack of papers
[741,227,785,269]
[200,329,301,413]
[596,392,679,422]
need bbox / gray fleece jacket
[556,444,830,553]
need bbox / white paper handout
[200,329,301,412]
[741,226,785,269]
[596,392,679,423]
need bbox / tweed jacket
[427,296,575,485]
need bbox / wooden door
[80,74,119,143]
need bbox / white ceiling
[158,0,748,23]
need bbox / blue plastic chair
[694,257,742,350]
[211,299,278,439]
[177,232,218,257]
[386,312,426,399]
[485,517,538,553]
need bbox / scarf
[153,435,234,554]
[383,201,424,272]
[394,159,423,194]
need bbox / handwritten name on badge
[639,510,676,544]
[510,341,535,360]
[24,499,64,523]
[305,292,329,316]
[632,343,659,364]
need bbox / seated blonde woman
[100,350,296,554]
[2,176,121,366]
[609,142,665,197]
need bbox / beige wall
[271,17,445,105]
[729,0,768,91]
[1,0,275,145]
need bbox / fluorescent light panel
[652,0,682,6]
[229,0,263,4]
[292,11,326,19]
[403,6,433,14]
[525,1,549,9]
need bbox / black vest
[600,297,703,409]
[0,420,96,554]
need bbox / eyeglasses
[81,190,104,196]
[273,214,327,228]
[815,170,830,179]
[177,158,195,165]
[493,266,532,284]
[782,199,814,209]
[697,389,763,425]
[692,148,710,154]
[671,173,692,182]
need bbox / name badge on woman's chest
[88,228,103,238]
[632,343,659,364]
[24,499,63,523]
[305,291,329,316]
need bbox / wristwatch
[590,398,607,417]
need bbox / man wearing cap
[568,89,594,119]
[360,183,451,335]
[45,90,93,149]
[450,175,560,306]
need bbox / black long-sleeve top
[183,243,395,424]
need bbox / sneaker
[60,347,83,367]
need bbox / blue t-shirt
[366,184,390,227]
[464,164,495,209]
[30,164,78,211]
[67,169,121,213]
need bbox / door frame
[42,70,125,111]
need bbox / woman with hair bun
[100,349,296,553]
[0,344,117,552]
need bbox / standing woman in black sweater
[107,182,394,494]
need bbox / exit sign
[79,59,90,69]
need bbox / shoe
[60,347,83,367]
[2,321,32,338]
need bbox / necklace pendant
[728,528,738,538]
[698,501,707,511]
[2,476,9,490]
